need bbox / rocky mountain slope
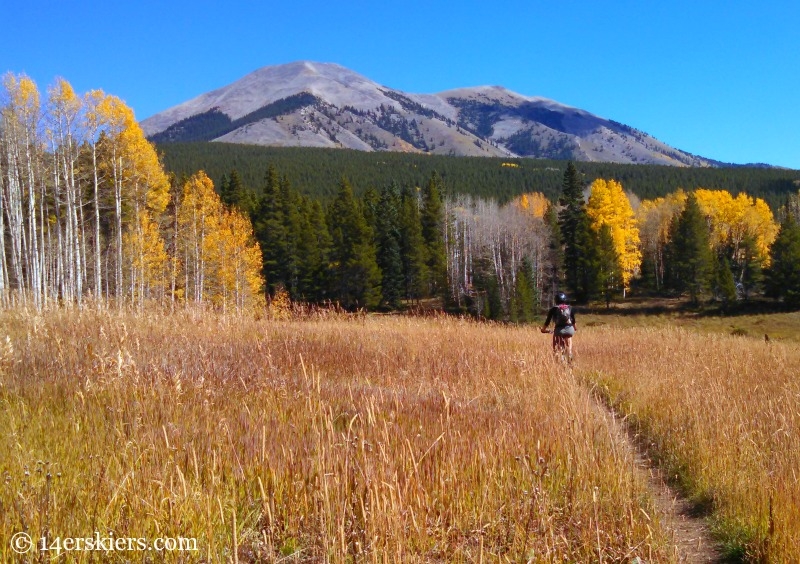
[141,61,714,166]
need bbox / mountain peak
[142,61,716,166]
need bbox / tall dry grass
[0,309,671,562]
[580,325,800,561]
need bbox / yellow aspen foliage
[97,94,170,215]
[178,171,222,304]
[268,286,293,320]
[215,207,265,311]
[178,171,264,311]
[119,109,170,214]
[3,73,40,124]
[694,189,778,262]
[47,78,81,125]
[586,179,642,291]
[637,190,687,250]
[123,209,169,302]
[513,192,549,218]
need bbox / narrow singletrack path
[605,406,723,562]
[578,371,725,562]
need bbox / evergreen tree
[638,252,658,294]
[543,203,563,306]
[362,186,380,234]
[327,178,382,309]
[375,183,404,309]
[474,266,503,320]
[226,169,255,215]
[737,234,763,299]
[577,213,601,303]
[557,162,594,302]
[421,172,448,300]
[485,273,503,321]
[280,175,303,295]
[298,198,331,302]
[509,258,536,322]
[398,186,429,302]
[667,193,713,304]
[219,173,231,205]
[712,252,738,306]
[765,214,800,308]
[254,165,289,294]
[595,224,620,308]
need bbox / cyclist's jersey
[544,305,575,329]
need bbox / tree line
[156,142,800,210]
[557,162,800,309]
[221,157,800,316]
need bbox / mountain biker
[541,291,576,360]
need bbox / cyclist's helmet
[555,291,568,304]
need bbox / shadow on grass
[578,296,795,318]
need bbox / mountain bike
[541,328,573,365]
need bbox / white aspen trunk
[38,174,49,307]
[113,153,123,303]
[0,140,8,305]
[61,131,79,306]
[22,124,41,309]
[130,200,139,302]
[171,197,179,312]
[6,148,26,304]
[51,155,65,302]
[198,214,205,304]
[91,143,102,305]
[56,145,73,303]
[76,157,86,307]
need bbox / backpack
[555,304,572,327]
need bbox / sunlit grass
[580,324,800,561]
[0,309,671,562]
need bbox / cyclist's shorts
[555,325,575,337]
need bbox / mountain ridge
[141,61,716,167]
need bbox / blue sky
[3,0,798,168]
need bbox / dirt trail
[587,385,724,562]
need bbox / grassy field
[578,319,800,561]
[1,306,799,562]
[1,309,671,562]
[580,298,800,343]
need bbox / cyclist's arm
[542,307,554,330]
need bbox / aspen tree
[123,208,168,308]
[95,94,168,303]
[215,207,264,311]
[47,78,84,305]
[694,188,778,264]
[82,89,110,303]
[95,94,128,298]
[513,192,549,218]
[636,190,686,290]
[1,74,43,306]
[178,171,222,304]
[586,178,642,296]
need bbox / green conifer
[328,178,382,309]
[766,214,800,308]
[667,193,713,305]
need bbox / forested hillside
[157,142,800,209]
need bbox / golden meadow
[1,308,799,562]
